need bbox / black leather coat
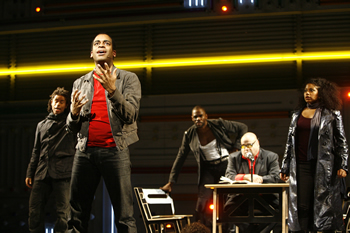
[281,108,348,231]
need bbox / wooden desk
[205,183,289,233]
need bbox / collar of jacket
[47,112,68,121]
[291,107,334,130]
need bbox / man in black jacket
[25,87,76,233]
[161,106,248,227]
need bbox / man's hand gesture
[71,90,88,116]
[94,62,117,96]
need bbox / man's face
[90,34,116,64]
[191,108,208,128]
[51,95,67,115]
[241,134,260,157]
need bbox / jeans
[196,160,228,227]
[28,176,71,233]
[68,147,137,233]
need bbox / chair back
[134,187,193,233]
[134,187,175,220]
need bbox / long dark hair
[297,78,342,110]
[47,87,70,113]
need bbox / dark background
[1,0,350,232]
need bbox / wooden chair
[134,187,192,233]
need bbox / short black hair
[91,33,116,51]
[192,105,206,113]
[47,87,70,113]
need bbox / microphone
[245,152,255,183]
[245,152,254,161]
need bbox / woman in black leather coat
[280,78,348,233]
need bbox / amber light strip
[1,51,350,76]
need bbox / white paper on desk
[219,176,251,184]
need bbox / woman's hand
[25,177,32,188]
[337,169,347,178]
[280,173,289,182]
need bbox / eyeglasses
[241,139,257,149]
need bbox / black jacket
[169,118,248,184]
[26,113,76,180]
[281,108,348,231]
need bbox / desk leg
[212,188,217,233]
[282,187,288,233]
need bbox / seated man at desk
[224,132,281,232]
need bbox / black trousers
[296,160,316,231]
[196,160,228,227]
[28,176,71,233]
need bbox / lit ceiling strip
[0,51,350,76]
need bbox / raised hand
[93,62,117,96]
[71,90,88,116]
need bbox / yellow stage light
[209,204,214,210]
[222,6,228,12]
[1,51,350,76]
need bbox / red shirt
[235,151,260,181]
[87,73,116,148]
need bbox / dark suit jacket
[225,148,280,183]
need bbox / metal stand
[250,159,254,182]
